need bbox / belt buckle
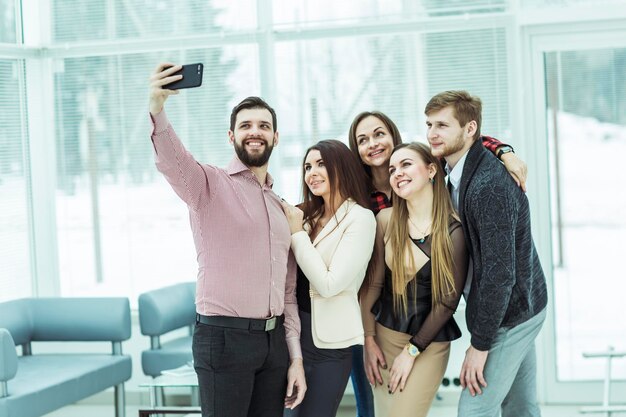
[265,317,277,331]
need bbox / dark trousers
[192,320,289,417]
[285,310,353,417]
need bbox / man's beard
[438,131,466,157]
[234,139,274,167]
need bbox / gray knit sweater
[459,140,547,351]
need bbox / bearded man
[148,63,306,417]
[425,90,547,417]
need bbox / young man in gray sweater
[425,90,548,417]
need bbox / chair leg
[150,386,165,417]
[154,386,164,406]
[115,382,125,417]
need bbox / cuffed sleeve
[481,135,507,155]
[283,251,302,359]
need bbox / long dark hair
[348,111,403,192]
[300,140,375,294]
[300,139,370,226]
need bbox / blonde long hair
[387,142,458,315]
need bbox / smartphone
[163,63,204,90]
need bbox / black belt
[196,314,283,332]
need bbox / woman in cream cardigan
[281,139,376,417]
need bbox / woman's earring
[430,177,435,184]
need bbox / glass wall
[53,46,259,297]
[0,59,32,302]
[35,0,514,301]
[5,0,626,334]
[545,47,626,381]
[51,0,257,42]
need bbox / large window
[0,59,32,302]
[274,28,511,202]
[545,47,626,381]
[11,0,623,313]
[43,1,515,300]
[53,46,259,298]
[51,0,256,42]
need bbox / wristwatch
[405,342,419,358]
[496,145,514,160]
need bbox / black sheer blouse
[365,220,469,352]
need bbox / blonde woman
[361,142,469,417]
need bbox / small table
[138,369,201,416]
[138,406,201,417]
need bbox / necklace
[408,217,432,244]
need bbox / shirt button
[272,257,276,261]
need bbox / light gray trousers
[458,308,547,417]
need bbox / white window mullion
[23,0,60,297]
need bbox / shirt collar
[445,149,470,190]
[226,156,274,187]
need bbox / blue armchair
[138,282,195,378]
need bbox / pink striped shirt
[150,111,301,359]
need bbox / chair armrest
[30,298,131,342]
[0,329,18,382]
[138,282,195,336]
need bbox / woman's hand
[364,336,387,387]
[501,152,528,192]
[279,199,305,235]
[388,348,417,394]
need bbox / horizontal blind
[273,28,511,201]
[272,0,506,27]
[274,34,424,200]
[0,59,32,302]
[521,0,626,8]
[0,0,17,43]
[425,28,510,141]
[51,0,257,42]
[272,0,404,27]
[53,46,260,300]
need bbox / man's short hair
[230,96,277,132]
[425,90,482,141]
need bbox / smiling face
[229,108,279,167]
[303,149,332,201]
[388,147,436,200]
[355,116,396,168]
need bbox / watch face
[407,343,418,356]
